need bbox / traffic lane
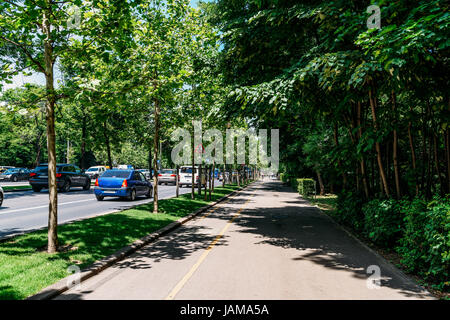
[0,183,201,239]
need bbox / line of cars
[0,167,33,182]
[0,163,219,207]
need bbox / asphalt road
[56,180,432,300]
[0,181,219,239]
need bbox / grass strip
[0,183,248,300]
[305,194,338,212]
[2,185,32,192]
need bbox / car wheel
[128,189,136,201]
[96,195,104,201]
[59,179,71,192]
[83,179,91,190]
[12,175,18,182]
[32,186,42,193]
[145,187,152,198]
[0,192,3,207]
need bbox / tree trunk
[176,166,180,198]
[43,8,58,253]
[391,91,401,198]
[191,137,195,200]
[212,162,215,192]
[222,164,225,187]
[333,123,347,188]
[408,115,419,196]
[445,128,450,194]
[433,133,444,196]
[153,94,160,213]
[369,86,390,197]
[198,164,202,196]
[103,122,113,169]
[357,102,370,198]
[316,170,325,195]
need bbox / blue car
[94,170,153,201]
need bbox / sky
[1,0,207,92]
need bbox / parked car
[85,166,107,179]
[0,168,31,182]
[158,169,177,185]
[0,166,15,173]
[94,169,153,201]
[0,186,3,207]
[179,166,206,188]
[29,164,91,192]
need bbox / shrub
[397,196,450,290]
[332,190,365,232]
[297,178,315,196]
[363,199,403,247]
[280,173,289,183]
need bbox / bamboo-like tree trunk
[369,86,390,197]
[391,91,401,198]
[357,102,370,198]
[408,116,419,196]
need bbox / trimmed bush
[363,199,403,247]
[297,178,315,196]
[397,196,450,290]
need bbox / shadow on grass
[0,184,243,300]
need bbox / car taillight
[170,174,176,177]
[121,179,128,188]
[56,173,62,178]
[30,173,36,177]
[158,174,162,177]
[196,176,199,180]
[95,179,99,187]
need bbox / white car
[179,166,206,187]
[85,166,107,179]
[0,186,3,207]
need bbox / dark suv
[29,164,91,192]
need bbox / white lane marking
[0,199,94,215]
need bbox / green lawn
[0,183,248,300]
[305,194,338,212]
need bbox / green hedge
[397,196,450,290]
[333,193,450,290]
[297,178,315,196]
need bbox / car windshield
[161,170,175,174]
[180,168,194,174]
[101,170,130,178]
[87,168,99,172]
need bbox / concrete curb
[27,183,254,300]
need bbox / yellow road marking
[165,196,252,300]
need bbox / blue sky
[1,0,210,92]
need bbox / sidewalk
[56,181,432,300]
